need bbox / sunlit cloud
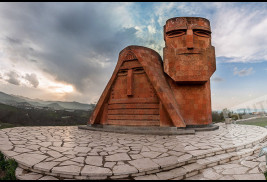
[50,84,74,94]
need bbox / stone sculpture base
[78,124,219,135]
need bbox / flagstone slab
[202,168,223,180]
[233,174,266,180]
[34,161,60,172]
[39,176,59,180]
[240,160,259,168]
[221,166,249,175]
[47,150,63,158]
[1,150,20,157]
[85,156,103,166]
[129,158,160,172]
[59,161,81,166]
[13,147,32,153]
[156,167,187,180]
[17,172,43,180]
[152,156,179,168]
[80,165,112,177]
[140,151,161,158]
[71,157,85,163]
[52,165,81,176]
[13,153,48,167]
[105,153,131,162]
[113,164,138,175]
[134,174,160,180]
[73,146,91,153]
[39,142,52,148]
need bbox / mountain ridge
[0,91,95,111]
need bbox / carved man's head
[163,17,216,83]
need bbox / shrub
[0,151,17,180]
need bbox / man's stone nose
[186,29,194,49]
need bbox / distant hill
[0,91,95,111]
[46,103,65,110]
[0,91,26,105]
[0,102,91,126]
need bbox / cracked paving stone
[105,153,131,162]
[113,164,138,175]
[202,168,222,180]
[240,160,259,168]
[13,153,48,168]
[129,158,159,172]
[140,151,162,158]
[85,156,103,166]
[39,176,59,180]
[17,172,43,180]
[152,156,179,168]
[233,174,266,180]
[81,165,112,177]
[47,150,63,158]
[34,161,59,172]
[221,166,249,175]
[52,165,81,176]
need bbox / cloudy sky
[0,2,267,111]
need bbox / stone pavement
[1,123,267,180]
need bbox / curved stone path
[15,151,267,180]
[1,123,267,180]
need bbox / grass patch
[0,152,17,180]
[0,122,18,130]
[239,119,267,179]
[238,120,267,128]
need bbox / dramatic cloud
[233,67,254,77]
[4,71,21,85]
[24,73,39,88]
[0,2,140,102]
[212,3,267,63]
[0,2,267,109]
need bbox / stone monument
[163,17,216,126]
[86,17,217,132]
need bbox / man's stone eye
[166,30,186,38]
[193,30,210,37]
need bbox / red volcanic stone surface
[89,17,216,127]
[163,17,216,126]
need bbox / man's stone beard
[164,46,215,82]
[175,47,214,64]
